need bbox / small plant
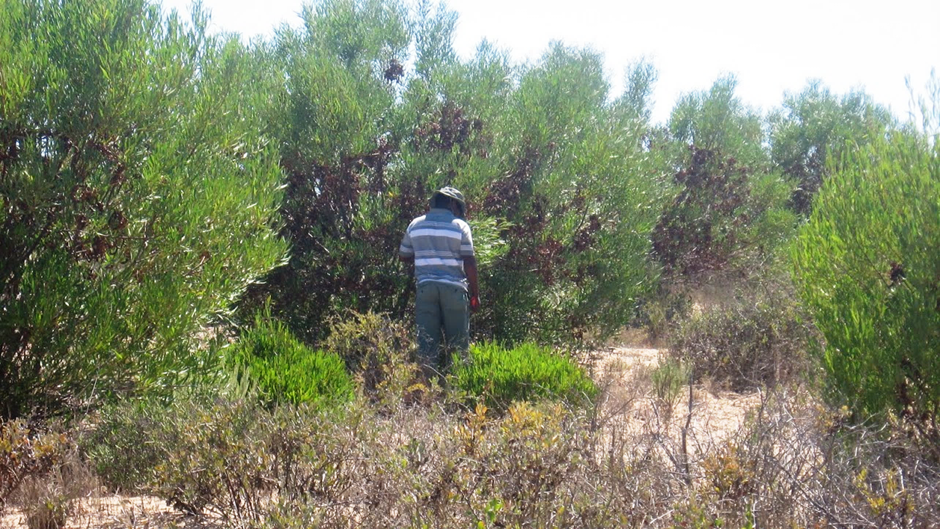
[82,400,165,492]
[651,357,690,405]
[19,478,69,529]
[450,342,597,409]
[0,419,70,512]
[233,315,354,408]
[24,499,67,529]
[324,311,418,404]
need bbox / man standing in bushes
[400,187,480,380]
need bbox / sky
[161,0,939,124]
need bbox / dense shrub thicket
[234,1,666,347]
[653,76,798,281]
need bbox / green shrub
[244,4,664,348]
[82,400,164,492]
[450,342,597,409]
[233,317,353,408]
[667,282,814,392]
[651,357,691,404]
[655,77,796,283]
[0,0,286,417]
[769,81,894,216]
[792,107,940,426]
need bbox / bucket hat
[432,186,466,217]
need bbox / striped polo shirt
[399,208,474,290]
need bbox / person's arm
[463,255,480,312]
[399,226,415,265]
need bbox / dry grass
[4,344,939,528]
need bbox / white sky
[162,0,939,124]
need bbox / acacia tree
[792,110,940,430]
[240,0,414,343]
[465,45,664,343]
[653,76,795,279]
[769,82,894,215]
[397,42,664,344]
[0,0,285,417]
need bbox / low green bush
[233,317,354,408]
[450,342,597,409]
[792,117,940,427]
[83,399,177,493]
[651,357,691,404]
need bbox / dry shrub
[15,451,98,529]
[0,419,71,513]
[85,397,360,526]
[323,311,419,406]
[80,379,940,528]
[667,279,816,392]
[678,388,940,527]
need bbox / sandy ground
[2,346,762,529]
[1,495,186,529]
[592,346,762,434]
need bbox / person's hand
[470,295,480,313]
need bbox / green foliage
[243,3,663,346]
[450,342,597,409]
[466,48,664,344]
[652,147,753,275]
[82,400,163,492]
[651,357,690,404]
[792,114,940,425]
[667,281,815,391]
[232,315,353,408]
[668,75,768,171]
[769,81,894,214]
[0,0,286,417]
[654,78,796,280]
[237,0,415,344]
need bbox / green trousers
[415,281,469,379]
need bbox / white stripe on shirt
[410,228,463,240]
[415,257,464,267]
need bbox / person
[399,186,480,380]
